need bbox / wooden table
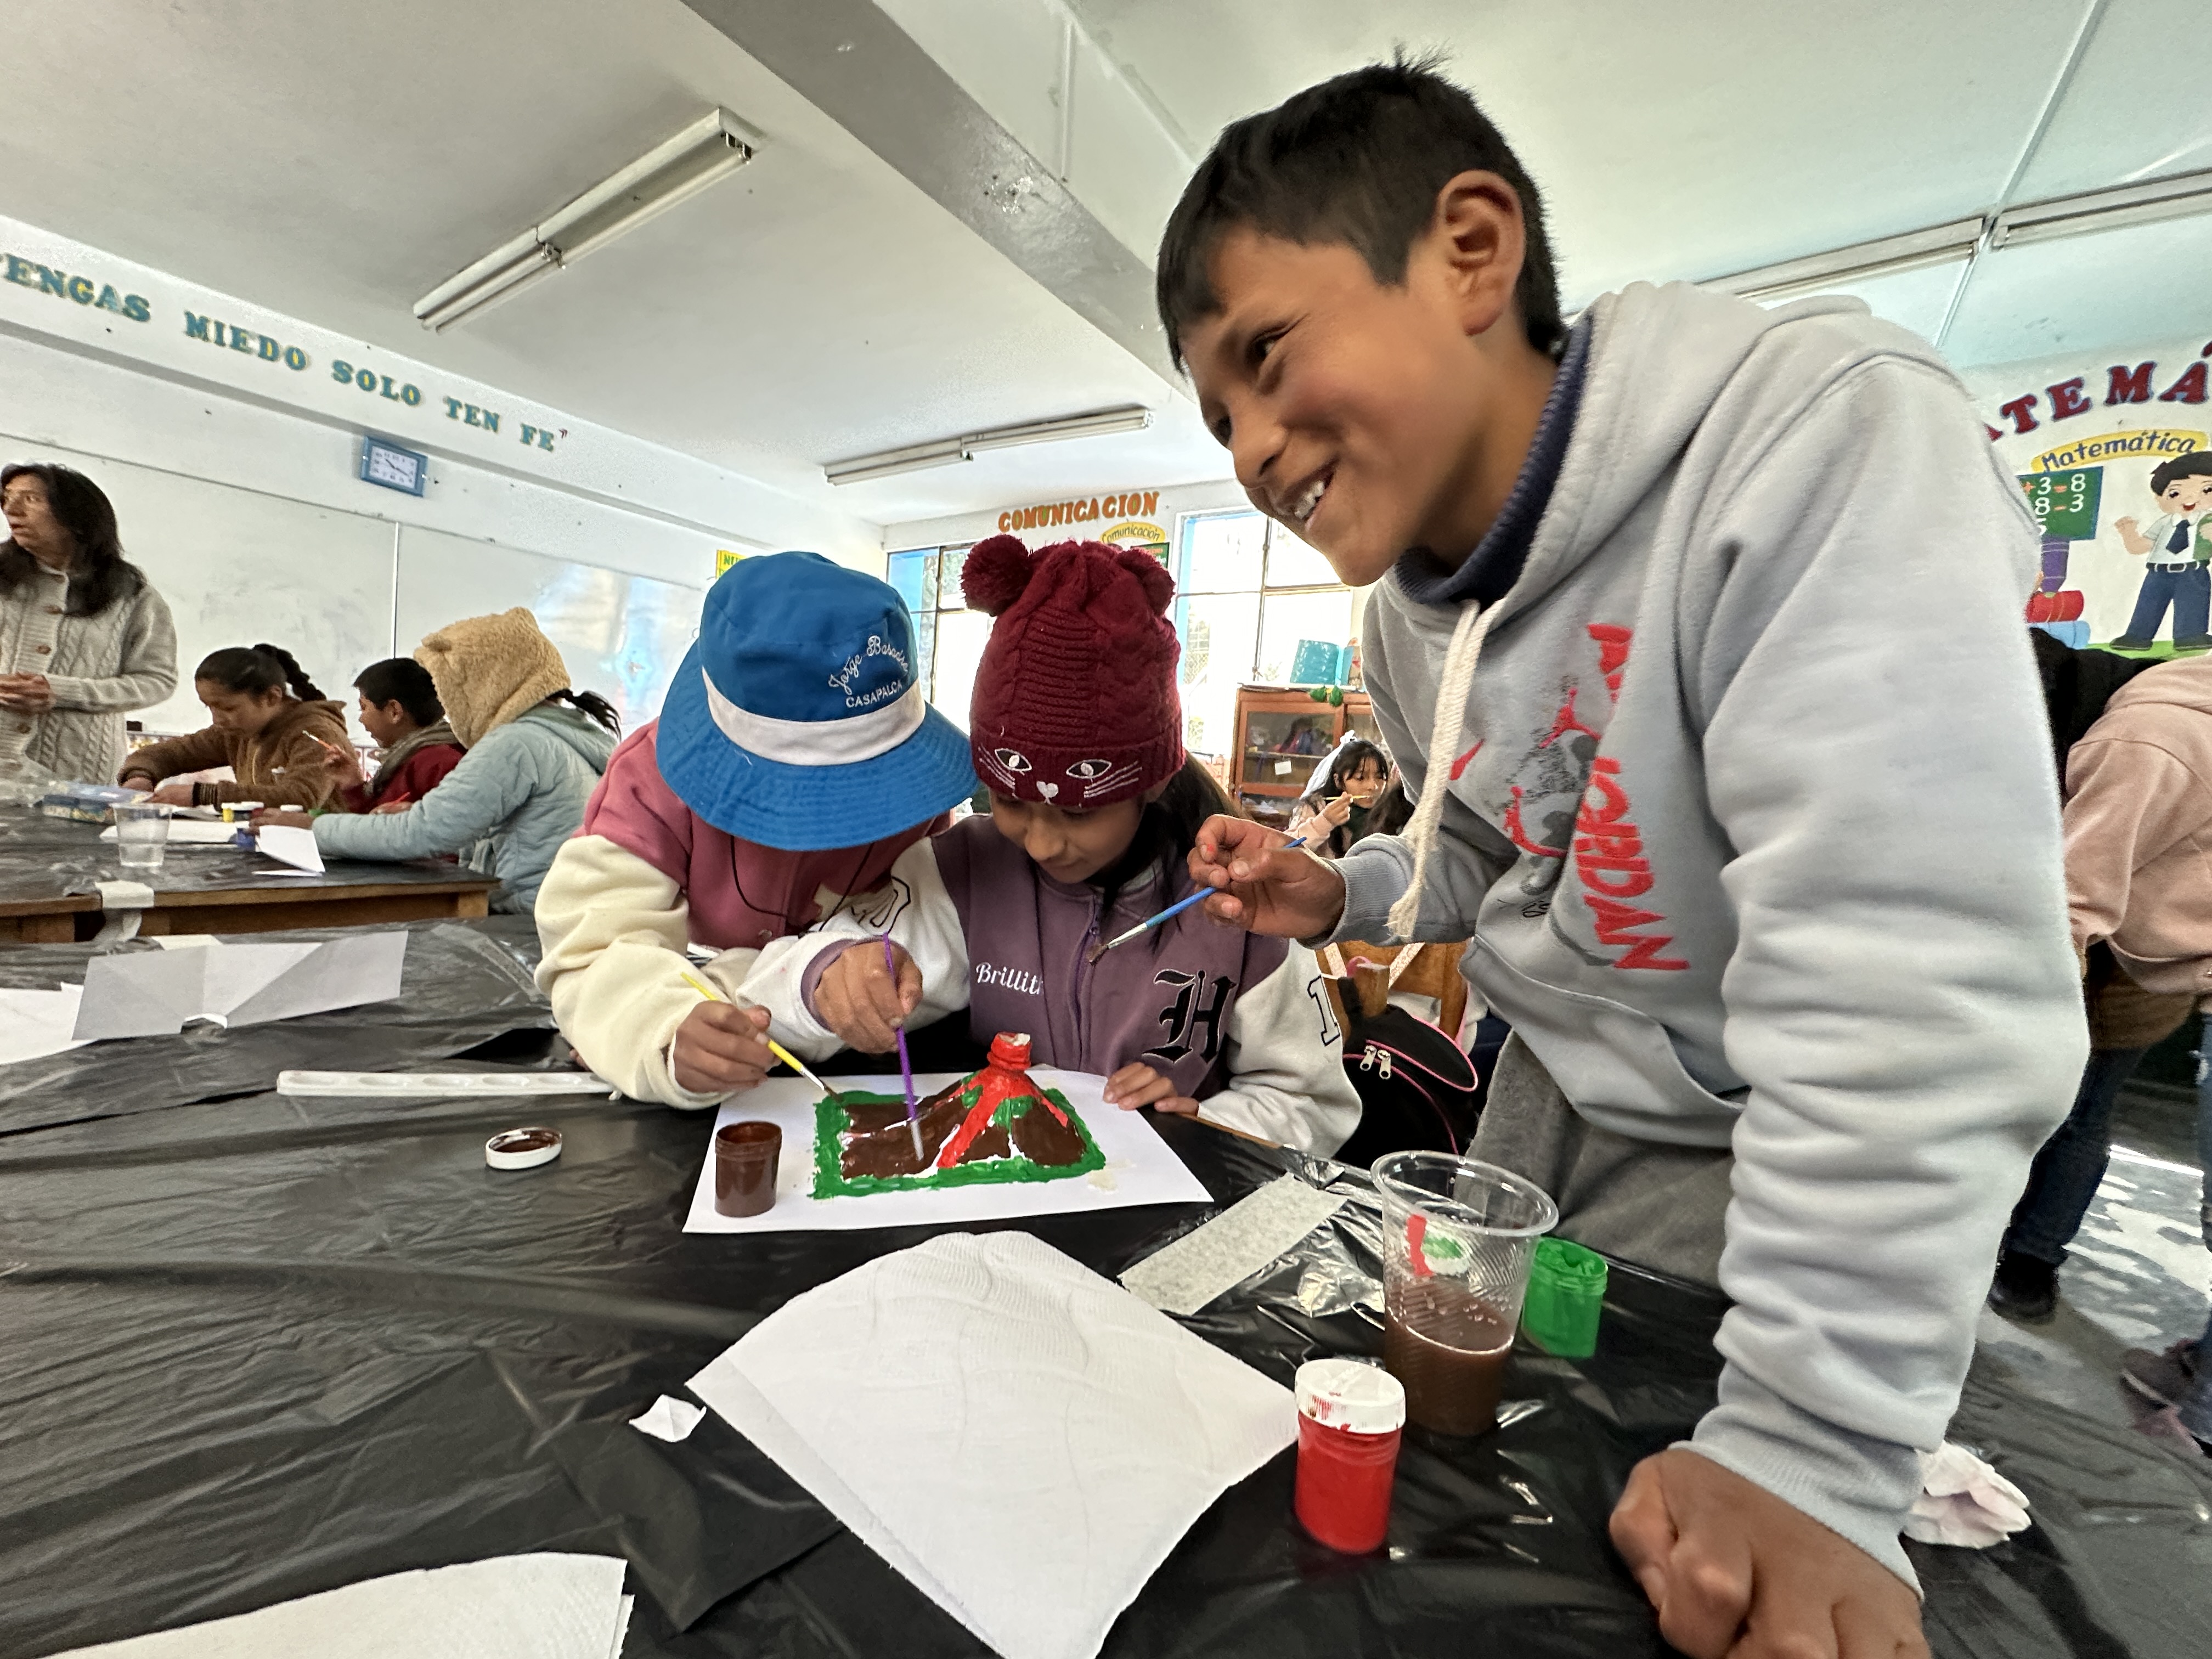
[0,809,498,943]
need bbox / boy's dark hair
[196,643,324,702]
[1093,756,1239,923]
[353,657,443,726]
[2151,451,2212,494]
[1156,54,1564,371]
[0,461,145,618]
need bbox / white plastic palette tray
[276,1070,617,1097]
[682,1068,1212,1233]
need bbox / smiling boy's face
[2159,473,2212,515]
[1178,186,1553,590]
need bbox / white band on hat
[702,668,927,765]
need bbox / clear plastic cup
[114,803,170,873]
[1370,1152,1558,1434]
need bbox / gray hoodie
[1337,281,2085,1581]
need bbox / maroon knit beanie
[963,534,1184,808]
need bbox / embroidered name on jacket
[1575,757,1688,971]
[973,962,1045,995]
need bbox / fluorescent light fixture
[414,109,754,331]
[825,405,1154,487]
[1990,167,2212,250]
[1701,218,1984,303]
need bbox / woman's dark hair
[0,462,146,617]
[1366,778,1413,839]
[353,658,443,726]
[1092,756,1240,922]
[1156,53,1564,368]
[195,643,325,702]
[547,687,621,735]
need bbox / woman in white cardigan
[0,464,177,786]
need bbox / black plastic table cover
[2,966,2208,1657]
[0,804,499,900]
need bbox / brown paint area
[1383,1281,1514,1435]
[838,1080,1082,1180]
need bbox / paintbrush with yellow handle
[678,969,838,1101]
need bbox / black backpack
[1330,990,1483,1168]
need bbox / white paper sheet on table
[47,1551,631,1659]
[255,822,325,872]
[689,1231,1296,1659]
[0,984,91,1064]
[680,1068,1211,1233]
[69,932,408,1040]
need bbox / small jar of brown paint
[715,1121,781,1216]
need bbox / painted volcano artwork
[812,1032,1104,1199]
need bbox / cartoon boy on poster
[2112,451,2212,649]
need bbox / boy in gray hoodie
[1166,59,2084,1658]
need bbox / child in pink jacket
[534,553,976,1105]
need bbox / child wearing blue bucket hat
[535,552,978,1105]
[733,535,1361,1153]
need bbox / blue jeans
[2123,565,2210,642]
[2003,1047,2151,1267]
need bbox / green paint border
[810,1087,1105,1199]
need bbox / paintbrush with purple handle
[883,933,924,1163]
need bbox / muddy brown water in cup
[1383,1278,1515,1435]
[714,1121,781,1216]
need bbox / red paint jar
[1292,1358,1406,1554]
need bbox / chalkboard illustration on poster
[2108,453,2212,650]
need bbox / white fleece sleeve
[1684,358,2086,1585]
[731,838,972,1063]
[1195,944,1362,1155]
[532,834,753,1109]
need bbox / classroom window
[886,544,986,723]
[1173,510,1353,757]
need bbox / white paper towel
[689,1231,1296,1659]
[48,1552,630,1658]
[1903,1442,2032,1548]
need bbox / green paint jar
[1520,1237,1608,1358]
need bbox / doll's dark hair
[2150,451,2212,494]
[196,644,324,702]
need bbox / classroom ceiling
[0,1,2205,540]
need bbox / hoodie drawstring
[1387,600,1499,939]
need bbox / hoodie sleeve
[1197,944,1361,1154]
[314,725,532,862]
[532,832,752,1108]
[732,837,972,1063]
[2061,734,2209,961]
[1681,356,2085,1587]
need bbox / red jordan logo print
[1575,756,1688,971]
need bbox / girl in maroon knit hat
[737,534,1360,1153]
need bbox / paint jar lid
[1295,1357,1405,1435]
[484,1126,562,1170]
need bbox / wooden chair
[1328,939,1470,1043]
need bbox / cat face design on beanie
[962,535,1185,809]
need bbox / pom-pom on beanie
[963,534,1184,809]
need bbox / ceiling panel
[0,0,1192,521]
[1944,211,2212,365]
[1069,0,2089,301]
[2013,0,2212,201]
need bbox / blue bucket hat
[656,552,977,850]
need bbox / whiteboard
[11,448,397,736]
[393,528,704,733]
